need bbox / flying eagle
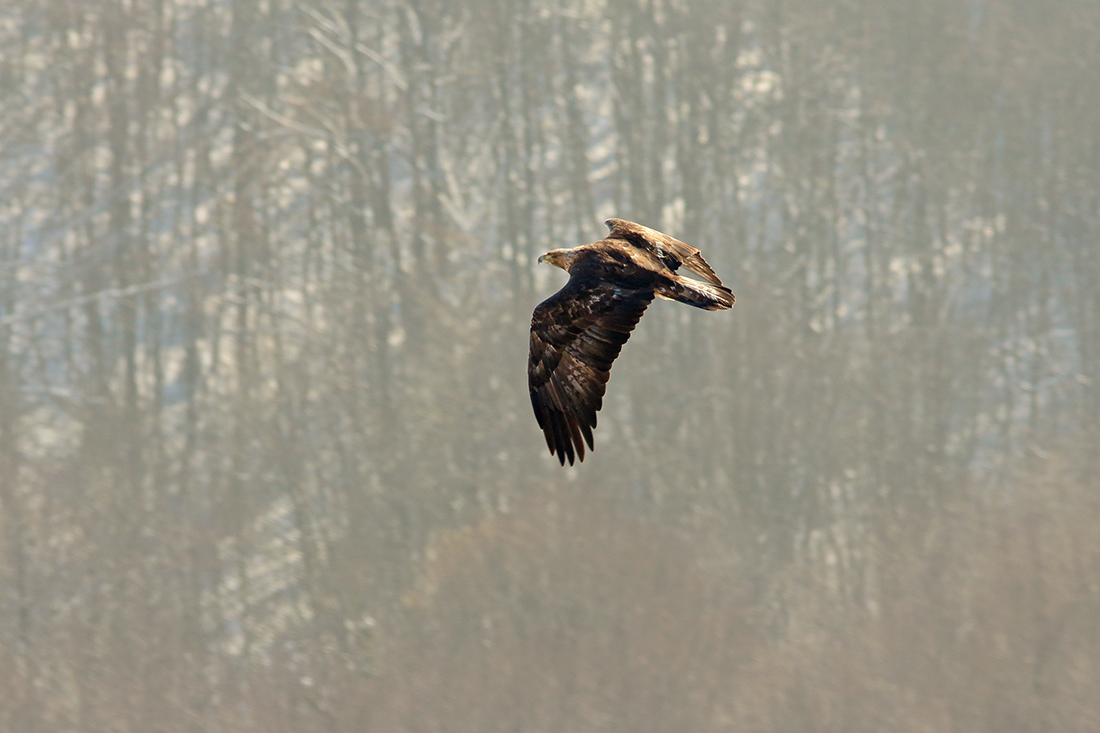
[529,218,734,465]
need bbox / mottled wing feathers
[605,218,724,286]
[529,277,654,465]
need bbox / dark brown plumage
[529,219,734,465]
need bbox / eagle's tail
[657,276,735,311]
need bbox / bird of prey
[528,218,734,465]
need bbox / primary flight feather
[529,219,734,465]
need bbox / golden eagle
[529,219,734,465]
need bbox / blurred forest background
[2,0,1099,730]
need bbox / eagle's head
[537,248,578,272]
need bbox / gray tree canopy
[1,0,1098,730]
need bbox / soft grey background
[1,0,1098,730]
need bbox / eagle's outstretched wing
[529,276,654,465]
[605,218,724,286]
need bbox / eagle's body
[529,219,734,465]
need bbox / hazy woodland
[1,0,1099,730]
